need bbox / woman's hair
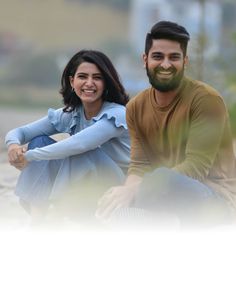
[60,49,129,111]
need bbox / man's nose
[160,58,172,70]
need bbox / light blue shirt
[5,102,130,170]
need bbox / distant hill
[0,0,129,50]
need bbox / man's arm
[95,174,143,220]
[174,94,227,181]
[96,98,153,220]
[126,99,152,176]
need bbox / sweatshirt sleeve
[126,99,152,176]
[173,94,227,181]
[5,112,59,147]
[5,108,78,147]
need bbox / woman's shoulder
[47,107,79,132]
[93,102,127,129]
[48,107,72,123]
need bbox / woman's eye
[78,75,86,79]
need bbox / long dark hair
[60,49,129,112]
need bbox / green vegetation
[229,103,236,137]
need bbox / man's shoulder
[184,76,222,98]
[183,77,227,114]
[127,88,152,109]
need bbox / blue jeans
[16,135,125,217]
[134,167,233,226]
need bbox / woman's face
[70,62,105,106]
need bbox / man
[96,21,236,226]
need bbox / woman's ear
[69,76,74,88]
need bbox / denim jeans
[133,167,233,226]
[15,135,125,217]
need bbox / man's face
[143,39,188,92]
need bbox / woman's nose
[85,77,94,86]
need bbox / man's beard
[146,65,184,92]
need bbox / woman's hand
[7,144,28,170]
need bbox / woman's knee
[28,135,56,150]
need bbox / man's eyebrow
[151,52,163,55]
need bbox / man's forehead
[150,39,183,53]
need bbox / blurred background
[1,0,236,144]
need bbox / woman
[5,50,130,224]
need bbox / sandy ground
[0,107,46,230]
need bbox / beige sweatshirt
[126,76,236,209]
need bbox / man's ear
[142,53,147,68]
[184,55,189,67]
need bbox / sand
[0,107,46,230]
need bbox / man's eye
[170,55,181,60]
[152,55,162,60]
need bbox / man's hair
[145,20,190,56]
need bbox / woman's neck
[83,100,103,120]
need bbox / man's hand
[8,144,28,170]
[95,175,142,220]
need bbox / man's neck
[154,88,179,107]
[153,77,185,107]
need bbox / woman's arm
[7,144,28,170]
[25,117,125,161]
[5,116,59,146]
[6,115,59,169]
